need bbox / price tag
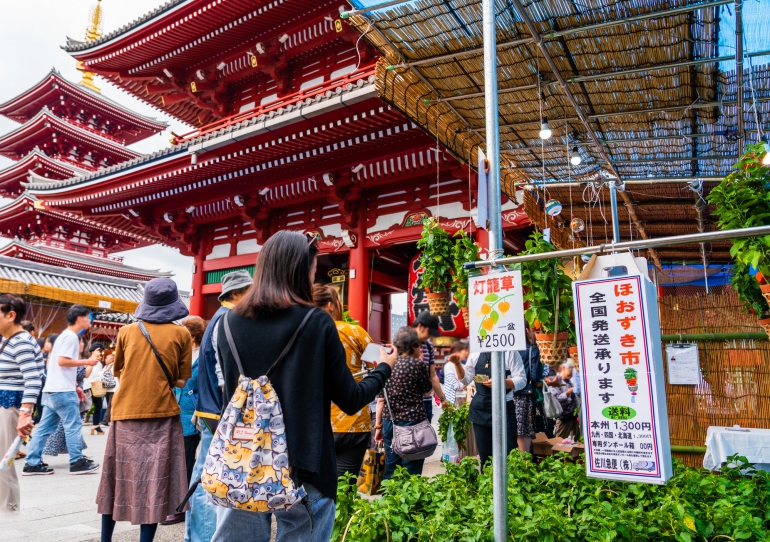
[468,268,525,353]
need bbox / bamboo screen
[659,285,769,467]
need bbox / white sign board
[469,269,525,353]
[666,344,701,385]
[98,300,112,309]
[573,254,672,485]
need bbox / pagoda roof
[62,0,366,126]
[0,150,83,197]
[25,76,377,195]
[0,69,167,145]
[0,239,172,281]
[0,192,158,251]
[0,107,142,165]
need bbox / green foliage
[451,230,480,308]
[519,231,574,340]
[342,311,359,326]
[438,402,470,451]
[416,219,455,293]
[731,260,770,319]
[333,453,770,541]
[707,142,770,278]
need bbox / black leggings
[473,401,518,468]
[333,432,371,478]
[184,433,201,485]
[91,396,104,425]
[101,514,157,542]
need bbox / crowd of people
[0,229,583,541]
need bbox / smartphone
[361,343,393,364]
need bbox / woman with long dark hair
[212,230,396,542]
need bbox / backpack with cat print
[200,308,316,512]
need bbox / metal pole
[463,225,770,268]
[735,0,745,151]
[524,177,724,188]
[482,0,506,538]
[609,183,621,243]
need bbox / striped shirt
[0,332,44,405]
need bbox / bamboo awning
[348,0,770,263]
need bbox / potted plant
[451,230,480,328]
[708,141,770,307]
[731,260,770,336]
[519,231,574,364]
[416,218,455,316]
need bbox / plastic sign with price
[468,268,525,353]
[573,253,672,485]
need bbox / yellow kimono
[331,321,374,433]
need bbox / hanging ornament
[545,199,562,217]
[570,217,585,233]
[581,254,592,263]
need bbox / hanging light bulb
[570,147,581,166]
[539,117,552,140]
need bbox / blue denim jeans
[211,483,335,542]
[26,392,83,465]
[382,419,426,479]
[185,424,217,542]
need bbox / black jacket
[217,304,391,501]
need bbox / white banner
[468,269,525,353]
[573,271,672,485]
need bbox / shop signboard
[468,268,525,353]
[573,253,672,485]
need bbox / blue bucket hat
[134,278,189,323]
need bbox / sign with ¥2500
[573,253,672,485]
[468,269,525,353]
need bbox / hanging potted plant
[519,231,574,364]
[416,218,455,316]
[731,260,770,336]
[451,230,480,328]
[708,141,770,307]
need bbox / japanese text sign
[573,255,672,485]
[469,269,525,353]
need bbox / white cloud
[0,0,193,290]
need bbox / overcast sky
[0,0,194,290]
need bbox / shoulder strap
[138,321,174,389]
[0,331,25,359]
[222,308,317,379]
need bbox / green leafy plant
[416,218,455,293]
[519,231,574,340]
[438,402,470,451]
[342,311,359,326]
[731,259,770,319]
[451,230,480,309]
[334,452,770,541]
[707,142,770,278]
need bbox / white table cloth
[703,426,770,472]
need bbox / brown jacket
[112,322,192,421]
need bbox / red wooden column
[189,253,206,317]
[348,202,371,331]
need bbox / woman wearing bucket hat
[96,278,192,542]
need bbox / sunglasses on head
[305,232,319,248]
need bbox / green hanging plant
[519,231,574,341]
[731,260,770,319]
[451,230,480,309]
[416,218,455,293]
[707,142,770,278]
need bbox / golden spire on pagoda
[77,0,104,93]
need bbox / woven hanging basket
[568,345,578,360]
[427,291,451,316]
[536,332,569,365]
[761,284,770,305]
[759,317,770,339]
[461,306,470,329]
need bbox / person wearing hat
[96,278,192,542]
[411,311,448,422]
[187,269,251,542]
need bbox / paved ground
[0,404,448,541]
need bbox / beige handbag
[91,379,107,398]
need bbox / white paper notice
[573,274,671,484]
[665,344,701,385]
[468,269,525,353]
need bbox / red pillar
[189,253,205,317]
[348,204,371,330]
[476,227,490,252]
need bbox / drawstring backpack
[196,308,316,513]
